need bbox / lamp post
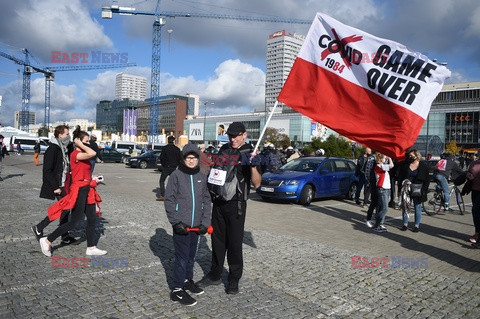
[203,101,213,144]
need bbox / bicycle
[423,181,465,216]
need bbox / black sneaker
[184,279,204,295]
[31,225,43,242]
[197,274,222,288]
[170,288,197,306]
[225,281,239,294]
[61,236,80,245]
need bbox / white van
[113,141,139,154]
[10,136,49,152]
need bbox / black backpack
[207,144,250,202]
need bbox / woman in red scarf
[39,126,106,257]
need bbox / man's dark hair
[167,136,175,144]
[54,124,69,138]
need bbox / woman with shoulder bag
[398,149,430,232]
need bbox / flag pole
[253,100,279,155]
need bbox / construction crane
[101,1,311,142]
[0,49,52,132]
[1,48,136,131]
[42,63,136,128]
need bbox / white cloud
[30,78,76,110]
[162,59,265,113]
[0,0,112,63]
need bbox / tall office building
[14,111,36,130]
[115,73,147,101]
[265,30,305,113]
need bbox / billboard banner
[216,122,233,142]
[189,122,204,141]
[267,119,289,136]
[123,109,138,136]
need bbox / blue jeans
[434,174,450,208]
[375,188,390,227]
[90,159,96,174]
[402,202,422,227]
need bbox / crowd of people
[2,121,479,307]
[356,147,479,246]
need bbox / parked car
[256,157,358,206]
[98,148,129,163]
[127,150,162,169]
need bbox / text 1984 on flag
[278,12,451,160]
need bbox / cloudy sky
[0,0,479,126]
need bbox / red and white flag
[278,12,451,160]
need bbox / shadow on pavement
[1,173,25,180]
[149,228,175,288]
[306,203,480,273]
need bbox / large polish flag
[278,12,451,160]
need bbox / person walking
[354,148,372,206]
[199,122,261,294]
[164,144,212,306]
[33,140,41,166]
[156,135,182,201]
[31,125,78,245]
[38,126,106,257]
[0,134,5,181]
[16,141,22,155]
[466,157,480,245]
[397,149,430,233]
[364,150,378,228]
[88,134,103,174]
[372,153,394,233]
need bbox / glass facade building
[419,82,480,154]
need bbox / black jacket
[160,143,182,169]
[34,143,40,154]
[89,139,103,161]
[40,141,72,200]
[397,160,430,202]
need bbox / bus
[9,136,49,153]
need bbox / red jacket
[48,180,102,221]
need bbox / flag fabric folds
[278,12,451,160]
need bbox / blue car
[257,157,358,205]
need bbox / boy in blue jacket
[164,143,212,306]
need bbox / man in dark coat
[156,135,182,201]
[32,125,78,245]
[89,134,103,174]
[199,122,261,294]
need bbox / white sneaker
[39,237,51,257]
[86,247,107,256]
[365,220,374,228]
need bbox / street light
[203,101,214,144]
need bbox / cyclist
[433,153,463,212]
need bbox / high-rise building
[265,30,305,114]
[115,73,147,101]
[14,111,36,130]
